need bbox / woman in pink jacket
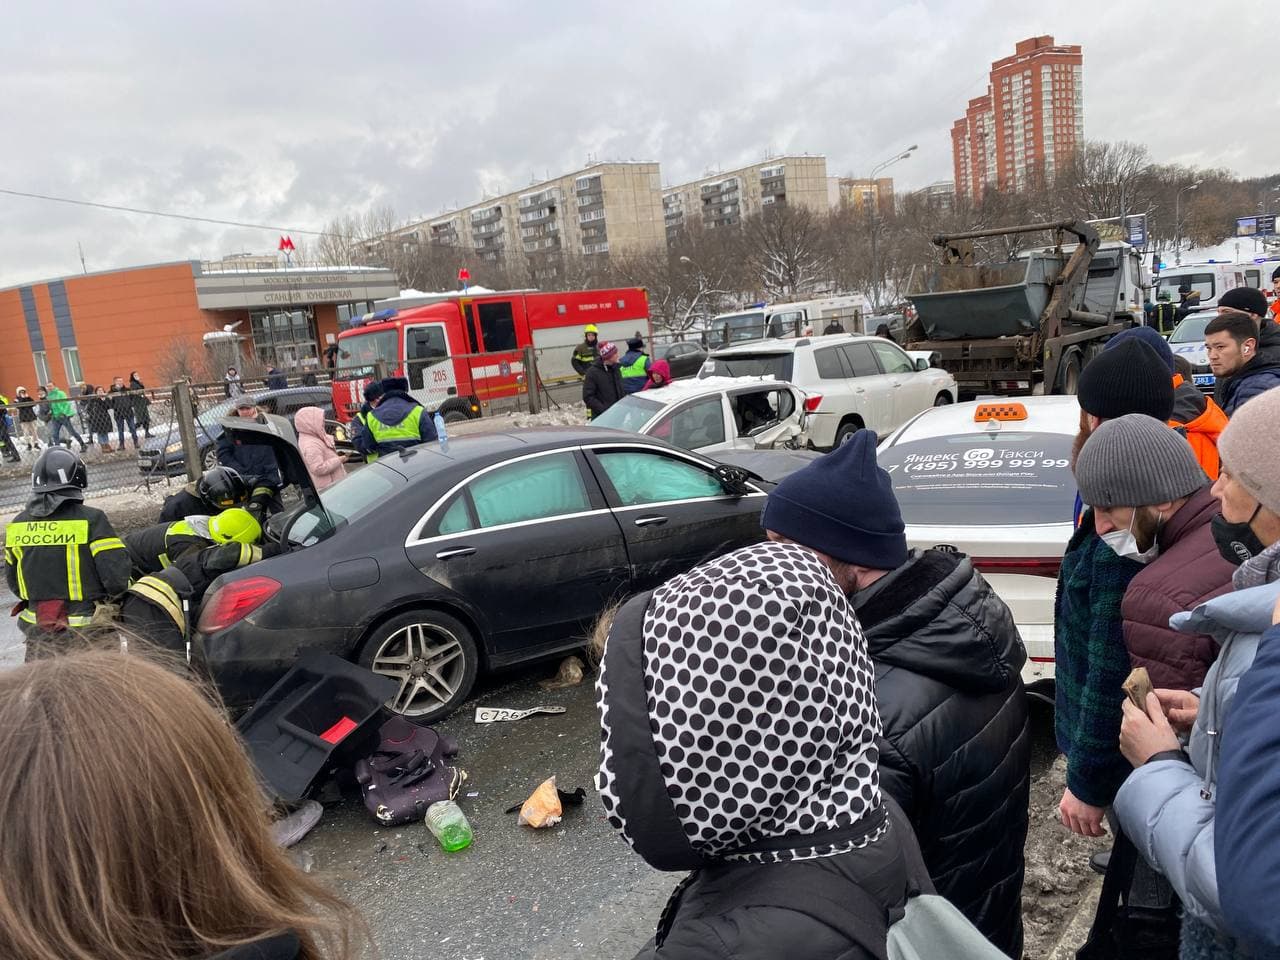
[295,406,346,492]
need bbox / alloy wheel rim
[370,622,466,715]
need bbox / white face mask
[1101,509,1162,564]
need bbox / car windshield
[702,352,794,381]
[591,394,665,432]
[718,312,766,343]
[1155,273,1214,303]
[287,464,400,546]
[878,431,1076,526]
[1170,316,1211,343]
[335,329,398,371]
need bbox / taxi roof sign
[973,402,1028,422]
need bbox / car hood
[219,414,319,507]
[1171,341,1209,365]
[711,449,822,485]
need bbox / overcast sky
[0,0,1272,287]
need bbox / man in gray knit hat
[1075,414,1236,693]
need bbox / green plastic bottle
[425,799,473,852]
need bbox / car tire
[357,609,479,723]
[933,392,953,406]
[442,410,470,425]
[201,446,218,471]
[1057,355,1082,396]
[833,418,864,447]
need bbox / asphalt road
[0,599,1058,960]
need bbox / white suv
[699,335,957,449]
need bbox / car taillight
[803,394,823,413]
[973,557,1062,579]
[197,576,281,633]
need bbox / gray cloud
[0,0,1271,286]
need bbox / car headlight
[164,441,183,455]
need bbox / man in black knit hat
[761,431,1031,957]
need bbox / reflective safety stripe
[128,577,186,635]
[367,406,425,444]
[5,520,89,547]
[11,546,26,599]
[236,543,262,567]
[251,486,275,499]
[18,610,92,628]
[18,609,34,623]
[168,521,197,538]
[158,552,171,569]
[90,537,125,557]
[66,544,82,602]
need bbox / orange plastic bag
[518,776,562,828]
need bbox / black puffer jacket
[852,550,1031,959]
[583,359,625,418]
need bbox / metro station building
[0,259,399,391]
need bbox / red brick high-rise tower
[951,36,1083,202]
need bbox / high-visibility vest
[366,405,425,451]
[619,355,649,381]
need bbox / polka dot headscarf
[596,541,885,866]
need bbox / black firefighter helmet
[197,466,250,511]
[32,447,88,494]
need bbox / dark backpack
[354,716,461,826]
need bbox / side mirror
[712,464,754,497]
[915,357,930,371]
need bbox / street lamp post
[867,145,916,310]
[1174,179,1203,265]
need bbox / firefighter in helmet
[4,447,130,656]
[124,506,265,579]
[157,465,250,523]
[571,324,601,376]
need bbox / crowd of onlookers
[0,374,154,461]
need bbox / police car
[1168,314,1215,391]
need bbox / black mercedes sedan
[194,421,774,721]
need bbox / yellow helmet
[208,507,262,545]
[584,324,599,334]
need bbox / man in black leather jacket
[762,430,1031,958]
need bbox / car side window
[652,397,725,450]
[436,494,475,535]
[871,341,914,374]
[596,451,726,506]
[840,342,881,378]
[730,389,791,436]
[814,346,849,380]
[465,452,591,527]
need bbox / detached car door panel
[405,449,630,659]
[585,445,767,589]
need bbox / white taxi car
[876,396,1081,699]
[588,377,807,455]
[698,335,957,449]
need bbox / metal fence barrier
[0,371,339,512]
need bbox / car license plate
[1193,374,1215,387]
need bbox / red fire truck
[331,287,651,422]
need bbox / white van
[711,295,870,346]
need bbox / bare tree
[740,204,830,300]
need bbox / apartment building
[662,155,829,241]
[917,180,957,209]
[395,162,666,274]
[951,36,1083,201]
[832,177,895,214]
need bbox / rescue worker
[158,465,250,523]
[1174,284,1203,324]
[570,324,600,376]
[619,337,651,394]
[124,507,263,578]
[4,447,130,655]
[352,377,437,461]
[1151,290,1178,336]
[119,561,196,655]
[583,341,624,418]
[217,398,285,519]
